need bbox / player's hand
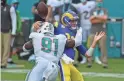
[33,21,42,31]
[66,39,75,48]
[94,31,105,42]
[91,31,105,48]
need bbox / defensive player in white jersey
[72,0,96,63]
[25,22,105,81]
[24,22,83,81]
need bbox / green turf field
[1,55,124,81]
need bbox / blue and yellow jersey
[54,22,87,60]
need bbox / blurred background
[6,0,124,58]
[1,0,124,81]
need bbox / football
[37,2,48,19]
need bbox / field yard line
[1,69,30,73]
[1,69,124,78]
[81,72,124,78]
[1,80,24,81]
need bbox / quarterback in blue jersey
[54,11,87,60]
[53,11,87,81]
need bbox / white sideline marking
[1,69,124,78]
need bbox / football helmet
[37,22,54,35]
[61,10,79,30]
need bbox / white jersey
[72,1,96,29]
[29,32,67,63]
[47,0,64,11]
[47,0,64,7]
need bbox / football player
[33,10,105,81]
[24,22,84,81]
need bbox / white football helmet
[37,22,54,35]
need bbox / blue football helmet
[61,10,79,31]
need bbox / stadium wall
[7,0,124,58]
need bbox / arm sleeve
[23,40,33,52]
[85,47,94,57]
[58,34,67,47]
[10,6,17,35]
[29,32,37,39]
[74,27,83,47]
[76,45,87,55]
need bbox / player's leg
[59,60,71,81]
[42,62,59,81]
[70,64,84,81]
[25,58,48,81]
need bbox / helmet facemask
[68,19,78,30]
[62,11,79,31]
[37,22,54,35]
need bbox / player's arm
[74,27,83,47]
[32,19,59,32]
[65,27,83,48]
[76,45,87,56]
[32,21,43,32]
[65,39,75,48]
[85,31,105,57]
[45,5,53,22]
[76,31,105,58]
[23,40,33,52]
[23,32,38,51]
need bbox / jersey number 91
[41,37,58,56]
